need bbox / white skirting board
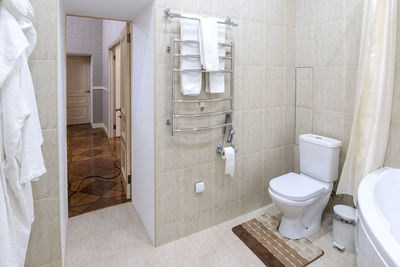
[92,86,109,91]
[91,123,109,137]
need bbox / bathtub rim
[358,167,400,267]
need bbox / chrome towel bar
[165,9,239,27]
[174,110,232,118]
[173,54,233,60]
[172,39,233,47]
[174,123,233,133]
[173,69,232,73]
[173,97,232,103]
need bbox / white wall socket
[195,181,205,193]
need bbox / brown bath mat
[232,214,324,267]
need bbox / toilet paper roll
[222,147,235,177]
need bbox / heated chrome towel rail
[166,36,235,136]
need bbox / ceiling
[63,0,153,21]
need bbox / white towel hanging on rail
[199,17,219,71]
[180,14,202,95]
[206,23,226,94]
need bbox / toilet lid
[269,172,328,201]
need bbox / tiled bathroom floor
[65,203,357,267]
[67,124,129,217]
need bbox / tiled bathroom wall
[25,0,62,266]
[154,0,296,246]
[385,8,400,167]
[295,0,400,180]
[294,0,364,181]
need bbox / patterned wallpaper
[66,16,103,86]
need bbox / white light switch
[195,181,205,193]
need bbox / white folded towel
[180,15,202,96]
[206,23,226,94]
[199,17,219,71]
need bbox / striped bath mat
[232,214,324,267]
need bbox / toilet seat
[269,172,328,201]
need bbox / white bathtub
[357,167,400,267]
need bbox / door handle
[116,108,121,112]
[85,90,90,93]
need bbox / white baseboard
[91,123,109,137]
[92,86,108,92]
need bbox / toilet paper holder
[217,142,238,156]
[217,114,238,156]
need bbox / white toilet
[268,134,342,239]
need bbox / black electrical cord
[68,159,121,199]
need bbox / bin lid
[333,205,356,222]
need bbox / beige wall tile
[296,0,314,27]
[282,145,295,173]
[155,119,184,173]
[386,119,400,168]
[239,0,265,23]
[295,107,312,143]
[238,110,264,155]
[285,67,296,105]
[313,66,345,112]
[296,67,313,108]
[239,152,264,200]
[312,110,345,143]
[30,0,58,60]
[265,0,289,26]
[265,67,287,107]
[29,60,58,130]
[26,196,61,266]
[238,66,266,110]
[345,0,364,18]
[314,21,345,66]
[285,28,296,67]
[32,129,59,200]
[156,170,184,227]
[214,159,242,209]
[295,26,314,67]
[156,221,183,246]
[265,25,286,66]
[313,0,345,24]
[264,148,284,180]
[345,17,362,66]
[182,163,215,220]
[294,144,300,173]
[345,66,358,114]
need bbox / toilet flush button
[195,181,205,193]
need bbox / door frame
[65,16,133,201]
[66,54,93,125]
[107,23,132,139]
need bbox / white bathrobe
[0,0,47,266]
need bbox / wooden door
[120,24,132,199]
[67,56,91,125]
[115,46,122,137]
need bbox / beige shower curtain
[338,0,397,204]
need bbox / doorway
[66,16,132,217]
